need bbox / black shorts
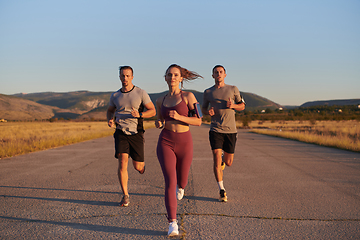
[114,129,144,162]
[209,131,237,154]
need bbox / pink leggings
[156,129,193,221]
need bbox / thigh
[223,133,237,154]
[175,133,193,173]
[157,136,177,180]
[128,133,144,162]
[114,129,130,158]
[209,131,224,150]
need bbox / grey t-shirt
[109,86,152,135]
[203,84,242,133]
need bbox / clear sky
[0,0,359,106]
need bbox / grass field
[2,120,359,159]
[244,120,360,152]
[0,121,155,159]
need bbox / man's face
[212,67,227,84]
[119,69,134,87]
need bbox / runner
[155,64,203,237]
[107,65,156,207]
[202,65,245,202]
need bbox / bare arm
[202,94,215,117]
[227,98,245,111]
[155,97,164,129]
[131,101,156,118]
[106,105,116,128]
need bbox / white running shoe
[176,185,184,200]
[168,221,179,237]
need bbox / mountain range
[1,90,358,121]
[1,90,281,120]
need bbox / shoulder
[133,86,146,93]
[182,91,197,105]
[134,86,151,97]
[111,89,121,97]
[156,94,166,104]
[204,85,215,92]
[182,91,196,100]
[224,84,239,93]
[182,91,194,97]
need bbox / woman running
[155,64,203,237]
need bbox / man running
[202,65,245,202]
[107,66,156,206]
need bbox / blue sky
[0,0,359,105]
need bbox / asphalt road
[1,125,360,239]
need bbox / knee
[118,158,128,170]
[226,161,233,167]
[133,162,144,172]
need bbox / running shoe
[119,195,130,207]
[168,221,179,237]
[219,189,228,202]
[221,161,226,171]
[138,165,145,174]
[176,186,184,200]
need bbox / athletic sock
[217,181,225,191]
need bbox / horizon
[1,0,359,105]
[6,89,360,107]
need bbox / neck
[215,82,225,88]
[168,87,181,96]
[122,84,134,93]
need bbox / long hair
[165,64,203,88]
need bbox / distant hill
[2,90,282,121]
[13,91,112,112]
[301,99,360,108]
[0,94,56,120]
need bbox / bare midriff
[164,120,189,133]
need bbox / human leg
[132,161,145,174]
[209,131,229,201]
[175,131,193,200]
[223,133,237,167]
[223,152,234,166]
[212,148,224,182]
[156,130,178,222]
[128,132,145,174]
[117,153,129,195]
[114,130,131,205]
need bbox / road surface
[1,125,359,239]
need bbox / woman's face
[165,67,183,87]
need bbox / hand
[155,119,164,129]
[227,98,234,109]
[131,107,140,118]
[168,110,180,120]
[108,119,115,128]
[208,107,215,116]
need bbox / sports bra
[161,91,189,122]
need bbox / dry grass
[0,121,155,159]
[245,120,360,152]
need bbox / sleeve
[202,90,210,109]
[141,90,152,105]
[109,93,116,107]
[233,86,243,104]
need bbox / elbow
[148,109,156,118]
